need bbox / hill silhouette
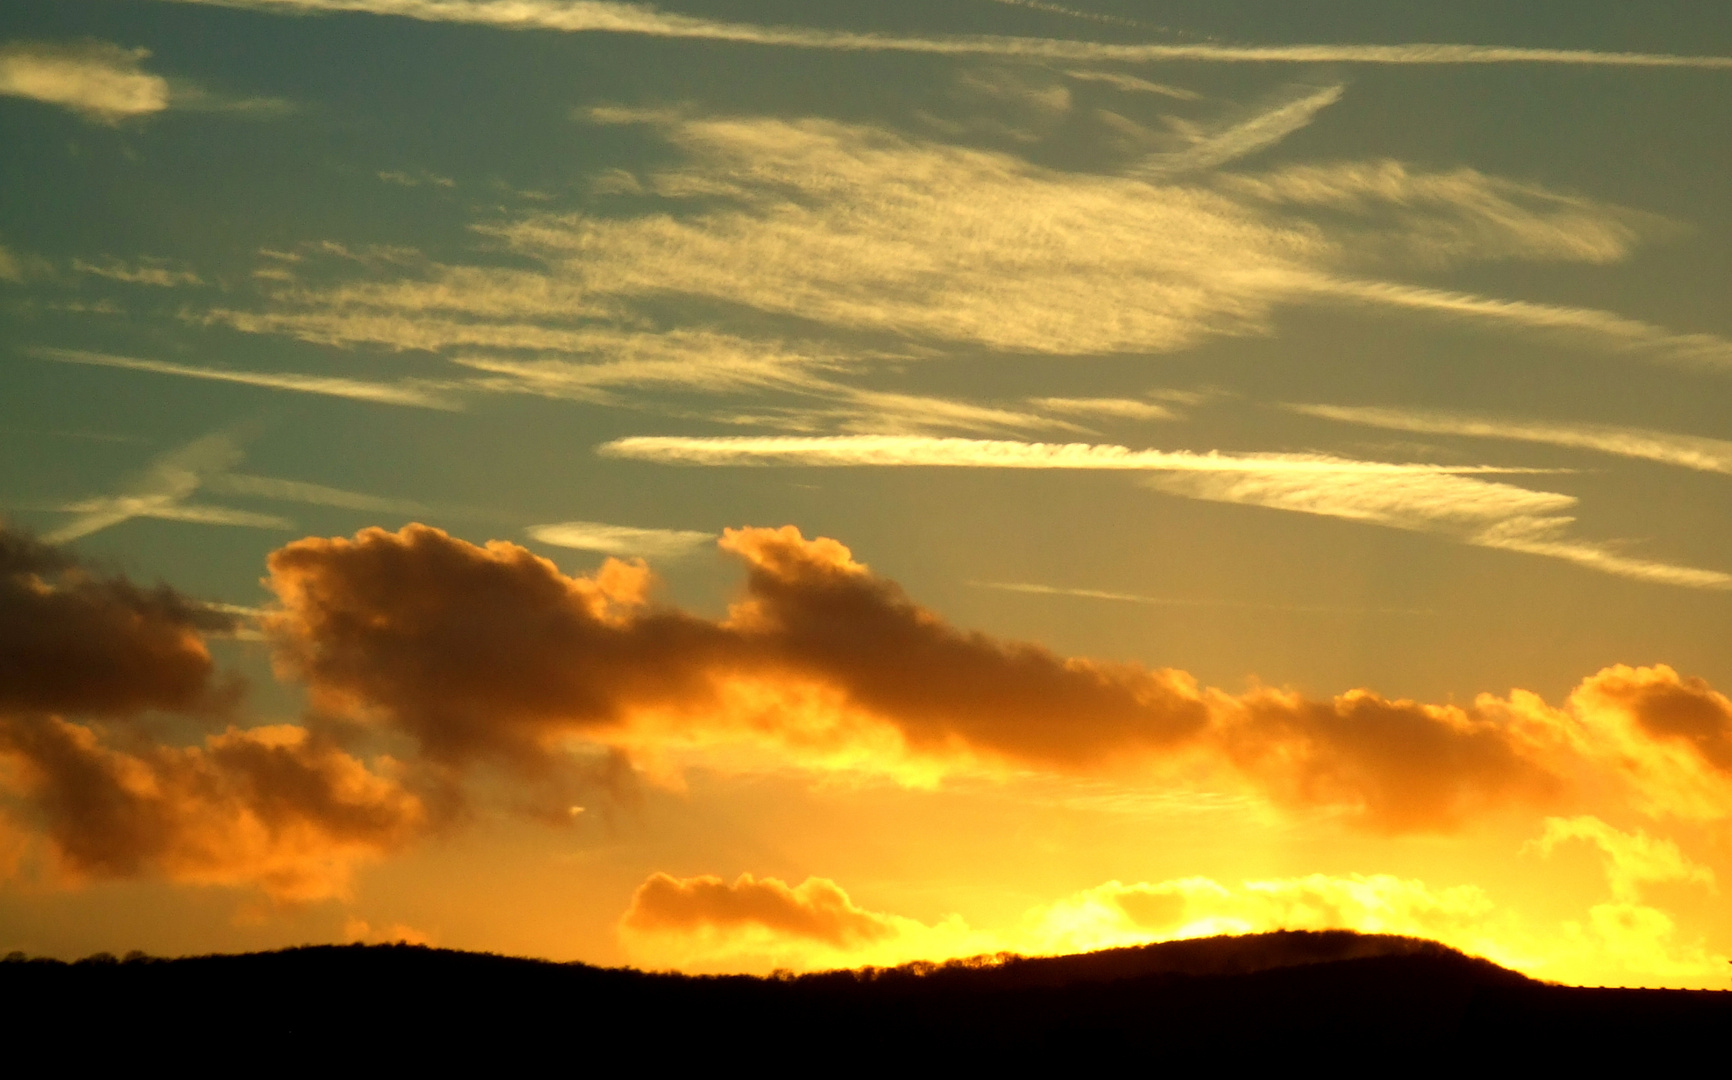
[6,930,1725,1061]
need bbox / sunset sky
[3,0,1730,987]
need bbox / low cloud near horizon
[4,519,1730,911]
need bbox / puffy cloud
[0,41,168,123]
[622,872,898,948]
[618,870,983,972]
[0,524,234,717]
[1524,665,1732,820]
[1217,687,1559,832]
[262,522,1732,830]
[264,523,1214,783]
[0,525,428,900]
[0,715,425,901]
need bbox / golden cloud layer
[7,519,1730,914]
[263,523,1732,831]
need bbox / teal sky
[3,2,1731,979]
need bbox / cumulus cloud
[0,42,168,123]
[618,870,981,971]
[260,523,1732,830]
[1525,664,1732,821]
[0,524,234,717]
[0,524,428,900]
[161,1,1732,68]
[262,523,1212,781]
[0,715,426,900]
[622,872,898,947]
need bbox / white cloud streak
[156,1,1732,68]
[72,258,203,287]
[1029,397,1177,422]
[1061,69,1199,99]
[36,434,442,540]
[204,109,1721,423]
[1144,469,1732,590]
[1306,278,1732,369]
[971,580,1434,615]
[1142,84,1343,174]
[42,432,271,542]
[35,348,463,409]
[527,520,716,557]
[598,434,1532,474]
[455,334,1077,435]
[1222,160,1656,266]
[1287,404,1732,475]
[601,434,1729,588]
[203,473,430,515]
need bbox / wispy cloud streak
[1288,404,1732,475]
[43,432,272,542]
[601,435,1723,588]
[204,473,431,515]
[1145,469,1731,589]
[158,1,1732,68]
[598,435,1533,474]
[35,348,463,409]
[1307,279,1732,368]
[1142,84,1343,174]
[527,520,716,557]
[972,580,1434,615]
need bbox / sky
[1,0,1730,987]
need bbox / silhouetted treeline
[5,931,1725,1062]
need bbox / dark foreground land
[5,930,1726,1061]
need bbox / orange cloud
[622,872,898,948]
[261,523,1732,832]
[0,715,426,901]
[0,525,234,717]
[0,525,427,900]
